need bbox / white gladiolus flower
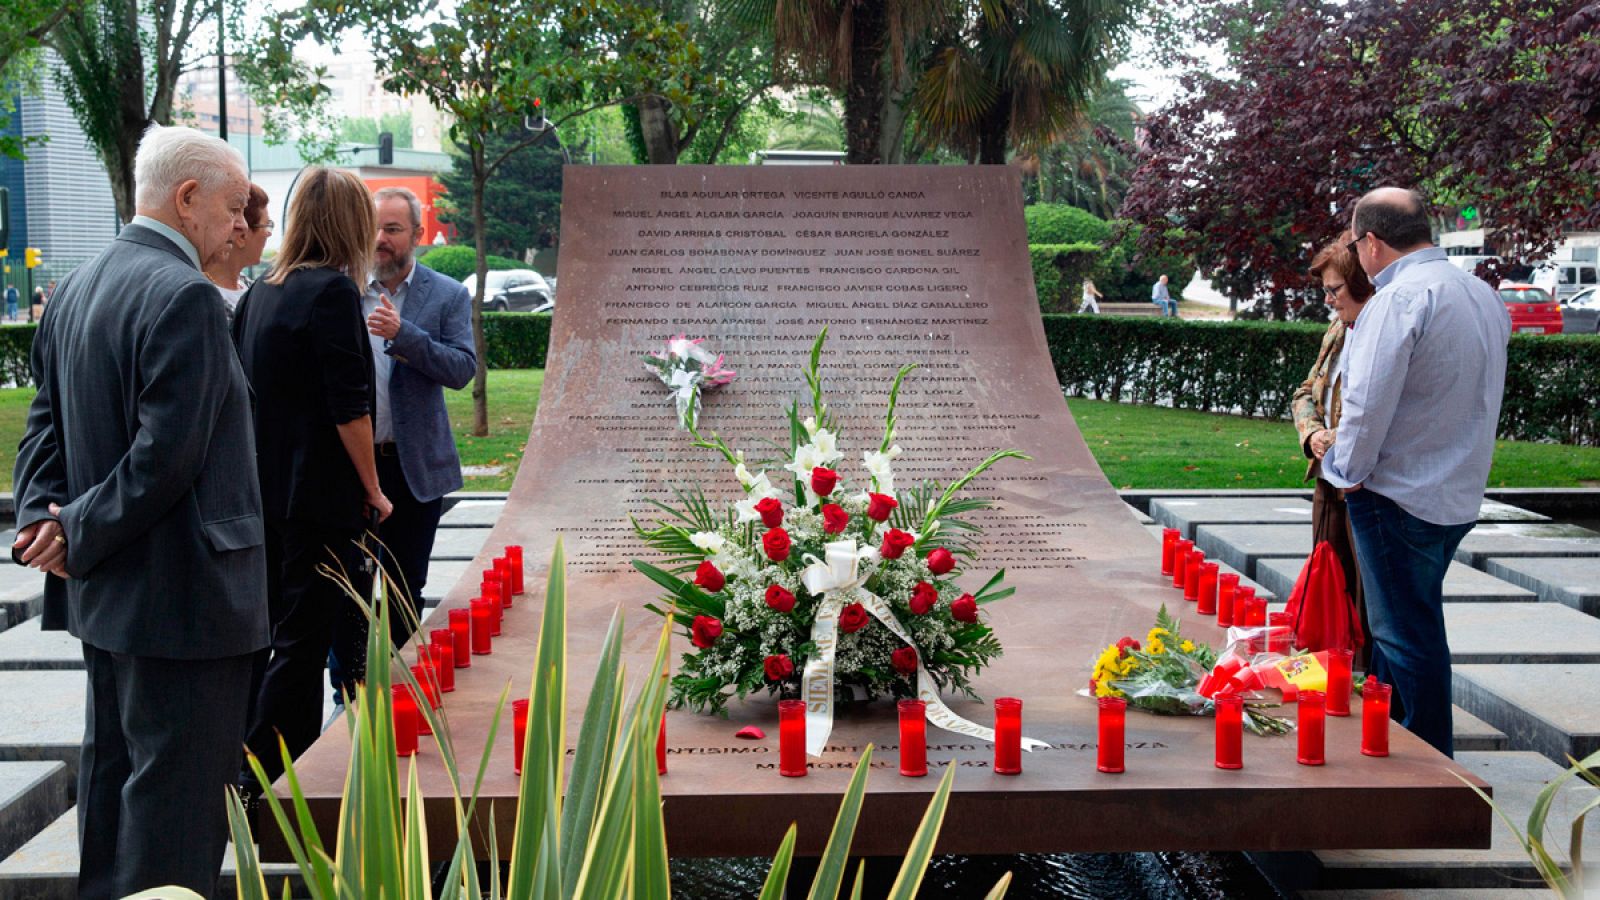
[690,531,726,555]
[811,427,842,464]
[863,445,902,494]
[734,462,754,487]
[783,443,825,480]
[802,416,819,437]
[747,471,780,499]
[735,495,763,523]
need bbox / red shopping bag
[1285,540,1364,653]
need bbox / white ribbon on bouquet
[798,539,1046,756]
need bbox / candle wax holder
[494,558,514,608]
[513,698,529,775]
[1325,649,1353,717]
[1097,696,1126,773]
[1184,550,1206,602]
[1172,540,1194,589]
[657,713,667,775]
[1214,693,1243,769]
[1216,573,1240,627]
[427,632,456,691]
[1361,680,1392,757]
[470,599,494,655]
[447,609,472,669]
[392,685,418,756]
[506,544,525,594]
[1298,690,1326,766]
[778,700,807,777]
[898,700,927,777]
[408,666,436,737]
[1197,562,1219,616]
[1160,529,1179,577]
[1268,611,1293,655]
[993,697,1022,775]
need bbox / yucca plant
[147,538,1011,898]
[1456,748,1600,898]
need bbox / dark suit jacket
[233,266,374,532]
[383,263,475,503]
[12,224,270,660]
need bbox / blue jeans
[1344,489,1472,757]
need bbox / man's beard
[376,247,413,282]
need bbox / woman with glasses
[1291,233,1376,665]
[204,183,271,320]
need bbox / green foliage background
[416,246,523,282]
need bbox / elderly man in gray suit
[329,186,475,692]
[12,125,269,899]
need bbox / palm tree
[1027,80,1142,218]
[910,0,1140,164]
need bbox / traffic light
[24,247,41,269]
[378,131,394,166]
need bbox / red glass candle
[494,558,514,608]
[506,545,525,594]
[1097,696,1126,773]
[1184,549,1206,602]
[1160,528,1179,576]
[1361,680,1391,757]
[512,698,529,775]
[479,581,504,636]
[1172,540,1193,589]
[656,713,667,775]
[1214,693,1243,769]
[778,699,807,777]
[1238,588,1265,627]
[411,662,439,710]
[428,632,456,691]
[1268,611,1293,655]
[1197,562,1219,616]
[470,599,494,655]
[447,609,472,669]
[408,668,436,738]
[993,697,1022,775]
[392,685,418,756]
[1297,690,1326,766]
[898,699,927,777]
[1325,649,1353,717]
[1216,573,1240,627]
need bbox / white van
[1532,261,1600,301]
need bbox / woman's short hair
[1310,233,1376,304]
[133,124,247,211]
[265,168,375,285]
[243,184,270,229]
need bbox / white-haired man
[12,125,270,898]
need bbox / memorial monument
[265,165,1491,861]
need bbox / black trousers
[79,644,254,900]
[328,450,442,697]
[244,519,370,783]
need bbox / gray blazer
[12,224,270,659]
[385,262,475,502]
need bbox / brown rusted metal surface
[262,166,1490,861]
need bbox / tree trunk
[843,0,888,164]
[470,160,490,438]
[977,88,1011,164]
[879,59,915,164]
[635,94,680,164]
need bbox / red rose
[691,615,723,648]
[926,548,955,575]
[950,593,978,623]
[821,503,849,534]
[765,584,796,613]
[693,560,725,593]
[909,581,939,615]
[754,497,783,529]
[1116,636,1141,656]
[764,653,795,681]
[892,646,919,675]
[866,492,898,522]
[879,528,915,560]
[762,527,791,562]
[811,466,839,497]
[839,602,869,633]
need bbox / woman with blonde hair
[233,167,393,786]
[1291,233,1376,666]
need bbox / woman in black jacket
[233,167,392,781]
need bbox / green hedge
[417,245,523,282]
[1024,204,1188,304]
[481,312,551,368]
[1024,204,1113,245]
[1029,243,1101,312]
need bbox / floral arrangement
[643,333,737,430]
[1089,606,1292,735]
[633,330,1034,753]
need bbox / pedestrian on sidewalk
[4,284,17,322]
[1080,278,1102,314]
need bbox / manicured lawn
[1067,397,1600,490]
[0,374,1592,493]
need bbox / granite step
[1444,603,1600,665]
[0,764,68,863]
[0,809,302,899]
[1453,524,1600,568]
[0,622,79,672]
[1475,500,1552,523]
[1192,524,1311,580]
[438,499,506,528]
[1125,502,1153,525]
[1307,751,1600,890]
[429,527,492,562]
[1150,496,1313,540]
[1254,557,1535,606]
[1453,707,1510,752]
[1455,665,1600,767]
[0,568,45,636]
[1485,557,1600,619]
[0,673,82,778]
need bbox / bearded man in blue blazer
[330,186,476,691]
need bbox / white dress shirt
[363,263,416,444]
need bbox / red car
[1498,283,1563,335]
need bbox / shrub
[1023,204,1113,245]
[0,326,34,388]
[481,312,551,368]
[417,245,522,282]
[1029,243,1101,312]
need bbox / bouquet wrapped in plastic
[643,334,736,430]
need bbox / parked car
[1561,286,1600,334]
[1497,283,1563,335]
[461,269,552,312]
[1532,260,1600,302]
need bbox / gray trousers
[79,643,254,900]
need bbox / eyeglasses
[253,221,275,234]
[1323,283,1345,298]
[1345,233,1365,255]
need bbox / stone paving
[0,493,1594,897]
